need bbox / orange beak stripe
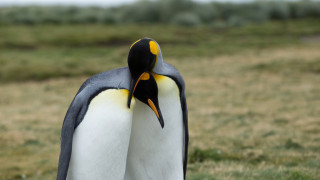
[132,72,150,96]
[133,72,145,96]
[147,99,160,119]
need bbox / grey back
[57,67,131,180]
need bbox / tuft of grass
[189,148,226,163]
[24,139,42,146]
[285,139,303,150]
[189,147,268,164]
[187,173,217,180]
[286,171,315,180]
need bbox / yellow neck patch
[130,39,141,49]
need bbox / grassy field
[0,19,320,180]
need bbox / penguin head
[127,38,159,80]
[127,38,164,128]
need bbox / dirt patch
[301,34,320,43]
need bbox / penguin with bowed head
[56,38,188,180]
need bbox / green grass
[0,19,320,82]
[0,19,320,179]
[249,58,320,74]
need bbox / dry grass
[0,78,85,179]
[182,46,320,179]
[1,35,320,179]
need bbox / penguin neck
[125,75,184,179]
[152,50,165,74]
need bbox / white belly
[124,75,184,180]
[67,89,135,180]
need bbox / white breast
[124,75,184,180]
[67,89,135,180]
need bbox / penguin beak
[127,72,165,128]
[147,98,164,128]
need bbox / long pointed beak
[126,72,164,128]
[127,72,148,108]
[147,98,164,128]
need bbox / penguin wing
[56,67,131,180]
[156,62,189,179]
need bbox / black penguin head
[127,38,158,79]
[127,38,164,128]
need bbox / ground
[0,20,319,180]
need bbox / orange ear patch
[149,41,159,55]
[141,73,150,80]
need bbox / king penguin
[125,38,189,180]
[56,39,166,179]
[56,38,188,180]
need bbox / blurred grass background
[0,0,320,179]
